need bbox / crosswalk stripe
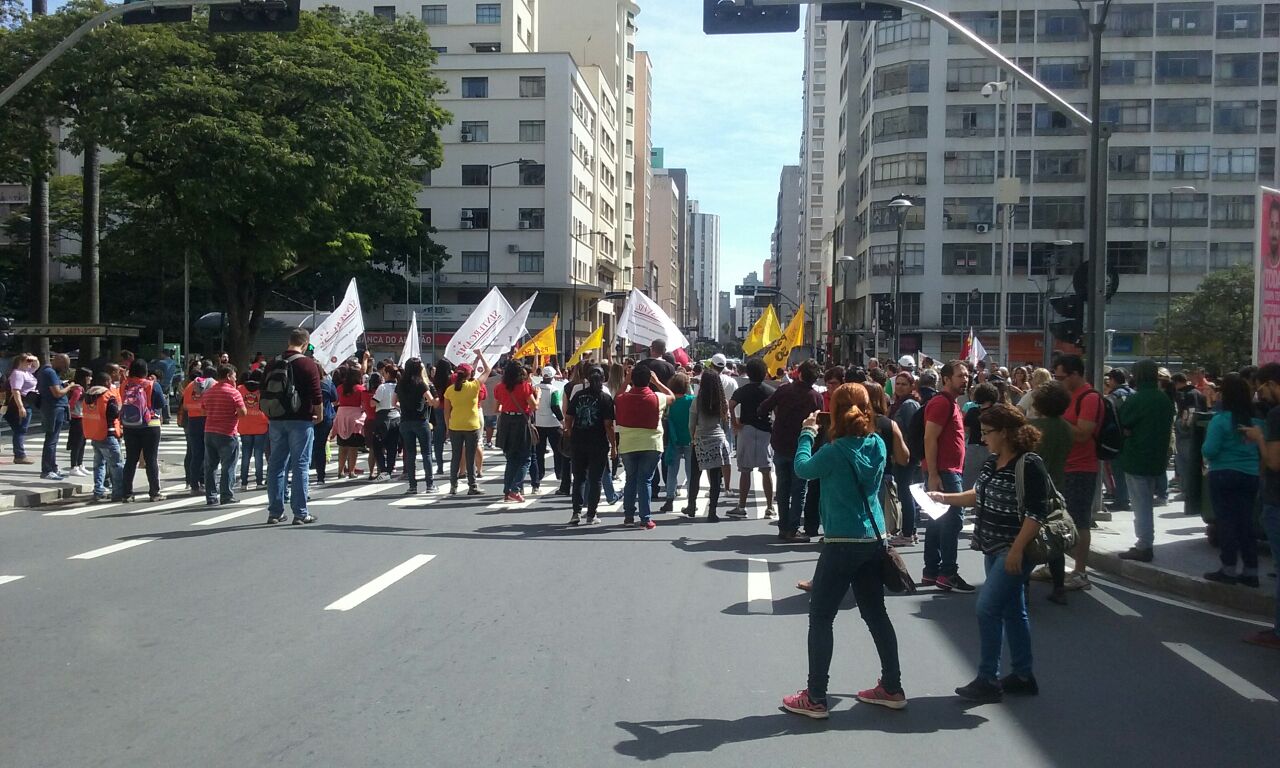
[0,575,25,587]
[329,482,408,500]
[747,557,774,614]
[192,507,263,526]
[0,509,19,517]
[324,554,436,611]
[45,504,114,516]
[1163,642,1277,702]
[146,496,207,513]
[388,495,442,507]
[1086,585,1142,617]
[68,538,157,560]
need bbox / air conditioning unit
[518,221,531,229]
[975,223,991,234]
[460,209,473,220]
[1151,239,1167,248]
[946,83,961,92]
[460,131,474,142]
[945,151,959,160]
[507,244,520,254]
[913,176,927,184]
[460,221,474,229]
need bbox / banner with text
[443,287,514,364]
[615,288,689,349]
[483,293,538,360]
[1256,186,1280,365]
[311,279,365,373]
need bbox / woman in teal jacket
[781,383,905,720]
[1202,373,1263,587]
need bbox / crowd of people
[4,328,1279,711]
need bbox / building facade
[688,199,721,339]
[633,51,654,300]
[771,165,803,324]
[801,10,843,360]
[649,169,682,317]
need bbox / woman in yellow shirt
[442,354,489,496]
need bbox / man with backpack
[262,328,325,525]
[1103,368,1135,512]
[83,371,124,503]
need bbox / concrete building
[632,51,654,300]
[717,291,733,343]
[771,165,803,325]
[734,269,767,338]
[657,165,694,327]
[801,10,843,360]
[688,199,721,339]
[649,169,682,317]
[831,1,1280,366]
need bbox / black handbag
[843,446,917,594]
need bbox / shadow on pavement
[672,534,821,556]
[129,523,428,540]
[613,698,986,759]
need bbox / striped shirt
[972,452,1051,554]
[202,381,245,437]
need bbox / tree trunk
[81,142,101,361]
[205,249,266,372]
[28,0,49,359]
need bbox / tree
[1158,264,1254,376]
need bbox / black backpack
[1075,389,1125,461]
[906,390,936,465]
[260,353,305,419]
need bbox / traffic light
[1049,295,1083,346]
[819,3,902,22]
[208,0,301,33]
[703,0,800,35]
[122,0,193,26]
[877,301,895,334]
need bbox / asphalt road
[2,450,1278,767]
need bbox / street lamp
[888,196,914,362]
[567,228,608,356]
[983,79,1015,368]
[486,158,535,289]
[834,254,854,363]
[1165,185,1196,367]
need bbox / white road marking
[1090,575,1271,628]
[1085,585,1142,617]
[146,496,206,513]
[1163,642,1277,703]
[487,499,533,509]
[0,575,25,586]
[45,503,114,516]
[747,557,774,615]
[329,482,407,500]
[68,538,157,560]
[192,507,263,526]
[0,509,19,517]
[388,496,441,507]
[324,554,436,611]
[309,499,347,506]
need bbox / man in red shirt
[922,360,973,592]
[1046,354,1100,595]
[202,364,247,506]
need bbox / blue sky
[639,1,803,293]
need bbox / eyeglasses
[1052,373,1068,381]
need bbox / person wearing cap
[532,365,566,494]
[442,357,488,496]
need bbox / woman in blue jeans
[614,362,672,529]
[930,404,1049,703]
[1201,373,1262,587]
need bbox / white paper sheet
[910,483,952,520]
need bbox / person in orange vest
[83,371,124,503]
[238,368,269,489]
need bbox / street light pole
[1165,185,1196,368]
[888,196,913,363]
[1084,0,1114,386]
[485,158,531,290]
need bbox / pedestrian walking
[659,373,695,514]
[615,362,672,529]
[689,370,732,521]
[781,383,905,719]
[120,359,167,502]
[1111,360,1175,567]
[1201,373,1263,586]
[3,353,38,463]
[494,360,538,502]
[1102,368,1134,512]
[238,369,268,489]
[65,367,90,477]
[1048,354,1100,593]
[442,357,487,496]
[531,366,565,494]
[729,358,775,518]
[331,366,367,479]
[83,372,124,503]
[1171,372,1206,501]
[36,353,73,480]
[154,349,178,423]
[201,364,246,505]
[179,363,211,496]
[396,358,435,494]
[889,370,921,546]
[922,360,974,593]
[759,359,824,543]
[564,365,616,525]
[263,329,324,525]
[931,404,1050,703]
[372,369,402,479]
[1240,364,1280,649]
[431,361,455,476]
[313,369,337,484]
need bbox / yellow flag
[516,315,558,359]
[567,325,604,367]
[742,304,782,356]
[762,306,805,375]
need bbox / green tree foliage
[1158,264,1254,376]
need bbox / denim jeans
[774,456,809,535]
[895,463,921,537]
[532,426,563,488]
[449,429,480,489]
[268,419,314,519]
[1125,473,1161,549]
[807,541,902,702]
[91,436,124,500]
[312,420,332,482]
[621,450,662,522]
[204,432,240,503]
[41,405,68,475]
[1260,505,1280,636]
[976,551,1035,682]
[503,446,531,496]
[1108,462,1130,506]
[1210,469,1260,573]
[240,433,266,485]
[923,471,964,578]
[399,419,433,490]
[4,406,32,458]
[665,444,694,501]
[431,408,447,474]
[184,416,206,489]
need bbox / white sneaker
[42,472,65,481]
[1064,572,1092,591]
[763,507,776,519]
[71,466,89,477]
[1029,565,1053,582]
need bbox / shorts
[484,414,497,430]
[737,425,774,470]
[1063,471,1098,529]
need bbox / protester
[963,382,1001,489]
[495,360,538,502]
[760,359,824,543]
[120,359,167,502]
[264,329,323,525]
[154,349,179,423]
[331,366,367,479]
[689,369,732,521]
[531,366,565,495]
[923,360,974,593]
[729,357,776,518]
[36,353,72,481]
[615,362,672,529]
[1029,382,1073,489]
[237,368,268,489]
[931,404,1049,702]
[564,364,616,525]
[201,364,246,506]
[711,353,739,456]
[1201,373,1262,586]
[889,370,921,546]
[83,371,123,503]
[313,366,337,484]
[864,381,910,533]
[1114,360,1175,567]
[1172,372,1207,502]
[431,360,455,476]
[370,368,399,480]
[1016,368,1053,418]
[1048,354,1100,592]
[442,358,487,496]
[3,353,38,463]
[660,372,696,515]
[781,383,905,719]
[65,367,90,477]
[396,358,435,495]
[179,363,210,496]
[1102,368,1135,512]
[1240,364,1280,649]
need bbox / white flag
[616,288,689,349]
[311,278,365,373]
[967,329,988,368]
[399,312,421,366]
[483,293,538,359]
[443,287,514,364]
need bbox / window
[1037,57,1090,90]
[1151,146,1209,178]
[1269,3,1280,36]
[461,77,488,98]
[1033,196,1086,230]
[1156,2,1213,35]
[430,46,447,53]
[1006,294,1044,329]
[460,121,488,142]
[372,5,396,21]
[1100,99,1152,132]
[1155,50,1213,83]
[1108,241,1150,274]
[460,208,489,228]
[868,244,925,276]
[1151,192,1209,227]
[461,251,489,273]
[898,294,922,328]
[461,165,489,185]
[941,291,999,326]
[519,120,545,142]
[1150,241,1208,275]
[421,4,446,24]
[942,197,994,229]
[1108,193,1150,227]
[1217,4,1262,37]
[872,106,928,143]
[518,252,544,273]
[871,152,928,187]
[875,15,929,50]
[1264,100,1278,132]
[1262,147,1277,181]
[1109,146,1151,179]
[470,42,501,52]
[945,105,997,137]
[1216,52,1260,85]
[1037,10,1086,41]
[946,59,998,92]
[418,208,431,228]
[518,208,545,230]
[873,60,929,97]
[1035,150,1086,182]
[944,150,995,184]
[1212,195,1256,228]
[1101,52,1153,85]
[475,3,500,24]
[869,199,925,232]
[519,76,546,98]
[519,163,545,186]
[1011,241,1083,275]
[942,244,994,276]
[1154,98,1211,131]
[1265,52,1279,85]
[1034,104,1086,136]
[1211,242,1253,270]
[1215,100,1259,133]
[949,11,999,42]
[1106,3,1154,37]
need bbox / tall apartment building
[649,169,682,317]
[771,165,803,324]
[801,10,843,359]
[633,51,654,299]
[688,199,721,339]
[657,165,694,328]
[834,1,1280,366]
[308,0,638,354]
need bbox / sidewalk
[0,422,187,509]
[1090,499,1277,618]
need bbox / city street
[1,456,1277,767]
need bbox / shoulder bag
[841,445,916,594]
[1014,454,1079,565]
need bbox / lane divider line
[0,575,25,586]
[68,538,157,561]
[324,554,436,611]
[1163,642,1277,703]
[747,557,773,615]
[1090,574,1271,628]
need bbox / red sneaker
[855,680,907,710]
[511,492,526,503]
[781,689,829,719]
[644,520,656,530]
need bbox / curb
[0,459,185,510]
[1090,547,1277,618]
